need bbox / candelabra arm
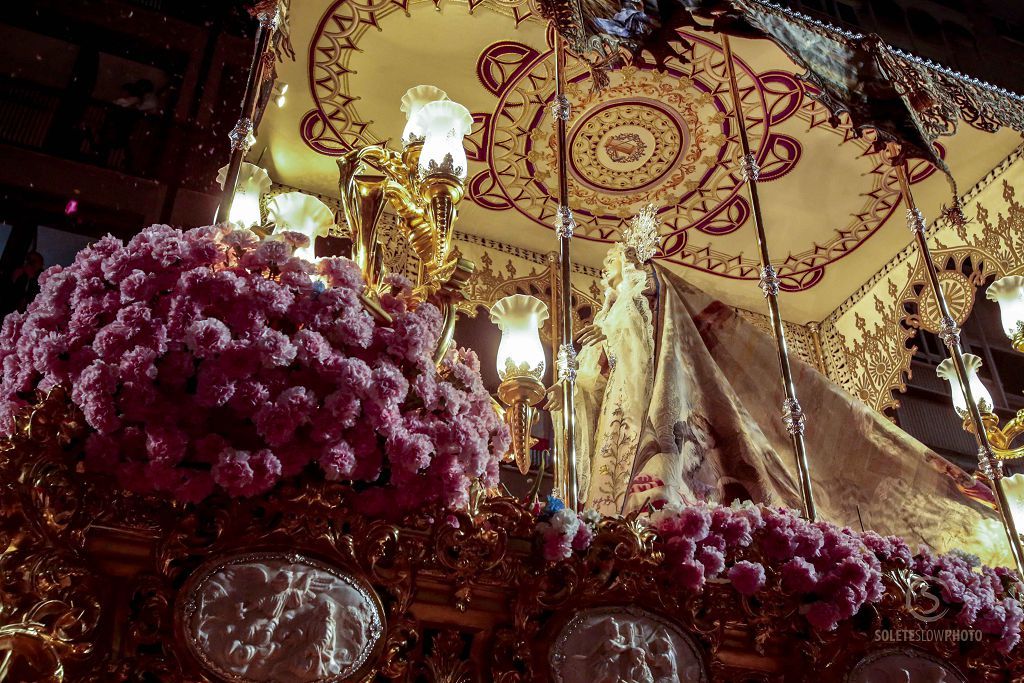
[430,258,474,364]
[421,173,464,270]
[498,376,545,475]
[964,410,1024,460]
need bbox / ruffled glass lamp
[409,97,473,269]
[987,276,1024,352]
[414,99,473,181]
[266,192,334,261]
[217,162,270,228]
[937,351,1024,461]
[490,294,548,474]
[936,353,994,417]
[400,85,449,147]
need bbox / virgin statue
[559,207,1008,566]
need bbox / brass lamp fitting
[497,375,545,475]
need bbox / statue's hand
[544,385,563,412]
[576,324,606,347]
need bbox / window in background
[0,26,79,89]
[36,226,94,268]
[896,293,1024,472]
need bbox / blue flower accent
[546,495,565,513]
[312,279,326,297]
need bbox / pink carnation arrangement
[546,501,1023,652]
[654,503,1023,651]
[0,224,509,512]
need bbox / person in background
[134,79,159,113]
[1,250,44,316]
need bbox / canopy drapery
[558,249,1009,566]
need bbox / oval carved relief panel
[179,552,385,683]
[549,606,707,683]
[846,647,967,682]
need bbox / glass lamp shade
[1004,473,1024,528]
[266,192,334,261]
[400,85,449,144]
[489,294,549,381]
[217,162,271,228]
[413,100,473,180]
[936,353,994,416]
[986,275,1024,340]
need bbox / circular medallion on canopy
[569,98,690,194]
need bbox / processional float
[4,0,1024,680]
[535,0,1024,569]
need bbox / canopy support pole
[894,162,1024,573]
[216,6,279,224]
[722,35,817,521]
[552,32,579,511]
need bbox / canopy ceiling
[258,0,1022,322]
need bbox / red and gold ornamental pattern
[300,1,936,293]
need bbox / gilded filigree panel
[819,150,1024,415]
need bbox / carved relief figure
[188,557,382,683]
[849,651,964,683]
[552,608,705,683]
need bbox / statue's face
[270,571,290,591]
[608,271,623,289]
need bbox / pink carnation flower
[728,561,766,595]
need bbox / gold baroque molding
[3,391,1023,679]
[833,241,1022,416]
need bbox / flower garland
[534,500,1024,652]
[0,224,509,511]
[534,496,600,561]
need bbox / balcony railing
[0,76,176,178]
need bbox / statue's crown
[621,204,660,263]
